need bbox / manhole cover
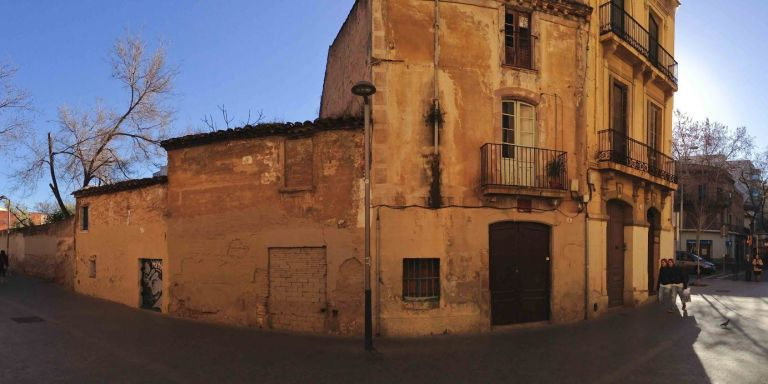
[716,290,730,293]
[11,316,45,323]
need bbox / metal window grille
[402,258,440,300]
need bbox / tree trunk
[48,132,71,217]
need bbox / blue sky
[674,0,768,146]
[1,0,766,207]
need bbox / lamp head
[351,81,377,97]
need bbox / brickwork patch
[268,247,327,332]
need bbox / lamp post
[351,80,376,351]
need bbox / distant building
[0,208,47,231]
[678,162,746,261]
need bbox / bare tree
[14,34,176,216]
[673,111,753,258]
[201,105,264,132]
[734,150,768,236]
[8,204,35,228]
[0,63,31,149]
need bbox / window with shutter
[504,10,533,69]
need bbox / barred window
[402,258,440,300]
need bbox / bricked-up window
[81,206,89,231]
[283,138,314,190]
[505,9,532,69]
[402,258,440,300]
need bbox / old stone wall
[165,129,365,334]
[352,0,593,334]
[74,184,169,312]
[319,0,371,119]
[0,218,74,288]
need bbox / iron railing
[481,143,568,190]
[597,129,677,183]
[599,2,678,84]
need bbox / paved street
[1,275,767,384]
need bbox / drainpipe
[375,207,381,336]
[584,172,591,320]
[433,0,440,154]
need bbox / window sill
[501,64,538,74]
[279,186,315,194]
[402,297,439,310]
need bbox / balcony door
[502,100,536,187]
[610,80,629,164]
[611,0,625,33]
[647,102,662,173]
[649,13,660,64]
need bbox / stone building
[73,0,681,336]
[320,0,679,334]
[74,119,366,333]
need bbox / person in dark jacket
[667,258,689,312]
[0,250,8,284]
[657,259,671,307]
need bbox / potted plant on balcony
[546,156,565,189]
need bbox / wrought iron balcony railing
[481,143,568,190]
[597,129,677,183]
[599,2,678,84]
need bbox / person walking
[753,255,763,282]
[667,258,689,312]
[657,259,671,309]
[745,253,753,282]
[0,250,8,284]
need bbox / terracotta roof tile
[72,176,168,198]
[160,116,363,150]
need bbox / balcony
[597,129,677,185]
[599,2,678,86]
[481,143,568,197]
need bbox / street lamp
[351,80,376,351]
[0,195,10,260]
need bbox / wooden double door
[489,222,550,325]
[607,201,630,307]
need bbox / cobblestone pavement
[1,275,766,383]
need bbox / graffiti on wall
[140,259,162,311]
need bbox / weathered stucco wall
[352,0,593,334]
[165,129,365,334]
[376,206,586,335]
[74,184,169,312]
[369,0,589,207]
[320,0,371,119]
[1,218,75,288]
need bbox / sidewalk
[1,276,767,383]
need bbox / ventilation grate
[11,316,45,324]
